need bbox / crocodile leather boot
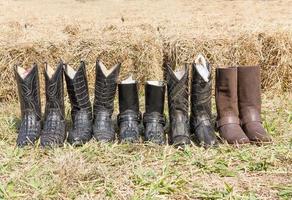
[238,66,272,144]
[190,55,218,147]
[41,62,66,147]
[93,60,120,142]
[117,76,141,143]
[215,67,250,144]
[64,62,92,146]
[14,64,42,146]
[165,63,190,147]
[143,81,166,144]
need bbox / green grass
[0,92,291,199]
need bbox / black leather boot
[41,62,66,147]
[117,77,141,143]
[165,63,190,147]
[14,64,42,146]
[190,55,218,147]
[93,60,120,142]
[143,81,166,144]
[64,62,92,146]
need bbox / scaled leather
[14,64,42,146]
[237,66,271,143]
[215,67,250,144]
[64,62,93,145]
[117,82,141,143]
[41,62,66,147]
[165,63,190,147]
[143,82,166,144]
[190,62,218,147]
[93,61,120,142]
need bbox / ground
[0,0,291,199]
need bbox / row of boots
[15,55,271,148]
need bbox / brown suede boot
[215,67,250,144]
[237,66,272,144]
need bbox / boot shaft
[215,67,239,118]
[14,64,41,120]
[64,61,92,119]
[165,63,189,121]
[44,62,65,119]
[93,60,120,115]
[190,56,212,117]
[237,66,261,113]
[145,81,165,114]
[118,80,139,113]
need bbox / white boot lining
[121,74,136,84]
[174,68,186,80]
[45,64,55,79]
[195,54,210,82]
[99,61,119,77]
[146,80,164,86]
[64,65,76,79]
[17,66,29,79]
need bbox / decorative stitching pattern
[14,64,41,146]
[65,62,92,145]
[41,63,66,147]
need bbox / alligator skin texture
[14,64,42,147]
[41,62,66,147]
[190,62,218,147]
[64,62,92,145]
[165,63,191,147]
[93,61,120,142]
[118,110,141,143]
[143,112,166,144]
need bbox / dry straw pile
[0,26,291,102]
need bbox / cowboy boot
[215,67,250,144]
[238,66,272,144]
[93,60,120,142]
[117,76,141,143]
[143,81,166,144]
[190,55,218,147]
[41,62,66,147]
[64,62,92,146]
[14,64,42,146]
[165,63,190,147]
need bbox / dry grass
[0,92,291,199]
[0,0,292,101]
[0,0,292,199]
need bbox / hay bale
[163,31,292,92]
[0,28,291,102]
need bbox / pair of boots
[65,60,121,145]
[164,55,218,147]
[215,66,272,144]
[15,62,66,147]
[117,78,166,144]
[15,60,121,147]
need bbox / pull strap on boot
[93,60,120,142]
[41,62,66,147]
[14,64,42,146]
[64,61,93,145]
[143,81,166,144]
[165,63,190,147]
[117,77,141,143]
